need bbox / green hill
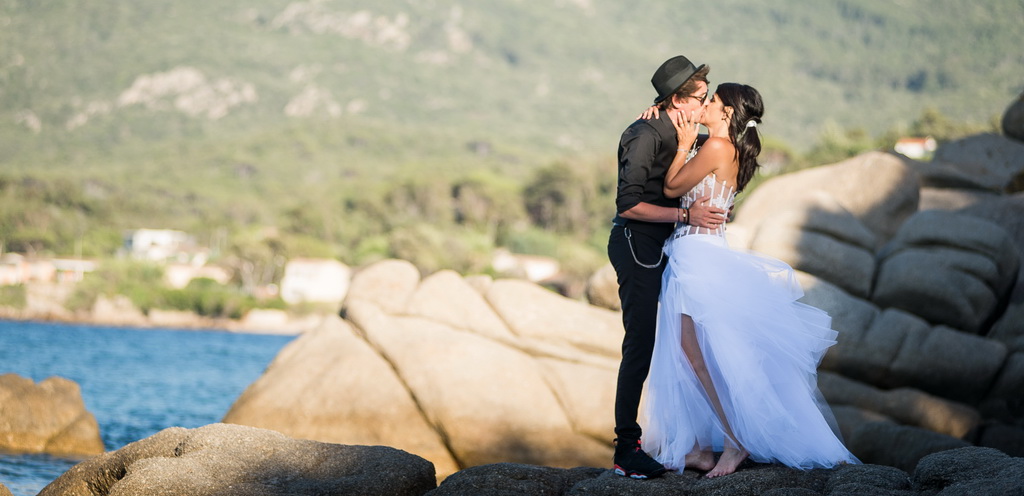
[0,0,1021,276]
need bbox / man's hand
[687,195,728,228]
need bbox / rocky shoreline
[28,423,1024,496]
[0,297,321,335]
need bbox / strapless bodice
[673,173,735,238]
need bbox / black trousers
[607,224,668,443]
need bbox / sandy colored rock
[222,315,458,477]
[749,193,876,298]
[405,269,517,342]
[735,151,919,246]
[347,299,610,469]
[0,373,104,456]
[536,358,617,441]
[345,259,421,313]
[40,423,436,496]
[485,278,622,359]
[585,263,620,311]
[91,294,147,326]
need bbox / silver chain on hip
[623,227,664,269]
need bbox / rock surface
[426,447,1022,495]
[0,373,104,456]
[225,265,619,478]
[735,151,919,246]
[222,316,460,477]
[1004,91,1024,143]
[39,423,436,496]
[932,133,1024,193]
[39,426,1024,496]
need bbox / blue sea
[0,320,295,496]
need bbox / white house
[279,258,352,305]
[123,229,194,262]
[491,248,561,283]
[894,136,937,159]
[0,253,95,285]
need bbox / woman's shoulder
[699,136,735,153]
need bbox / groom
[608,54,722,479]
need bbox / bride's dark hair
[715,83,763,192]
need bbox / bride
[640,83,860,477]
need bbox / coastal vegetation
[0,1,1016,303]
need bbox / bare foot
[684,449,715,471]
[705,448,748,478]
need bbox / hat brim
[653,63,707,104]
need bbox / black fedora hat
[651,55,706,104]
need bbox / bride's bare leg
[680,315,747,477]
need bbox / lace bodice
[674,173,735,238]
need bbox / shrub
[0,284,27,309]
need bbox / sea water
[0,320,294,495]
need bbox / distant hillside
[0,1,1021,272]
[1,1,1020,165]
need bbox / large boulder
[846,421,970,473]
[748,193,876,298]
[981,352,1024,435]
[932,133,1024,193]
[585,263,621,311]
[222,316,460,478]
[912,446,1024,495]
[872,210,1019,334]
[227,259,620,477]
[975,422,1024,459]
[0,482,11,496]
[798,274,1007,404]
[1004,91,1024,143]
[346,258,421,314]
[536,358,618,442]
[958,195,1024,351]
[39,423,436,496]
[405,269,518,342]
[346,299,610,470]
[735,151,919,246]
[818,372,981,438]
[484,278,622,360]
[918,187,999,214]
[0,373,104,456]
[838,308,1005,404]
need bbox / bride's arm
[663,138,731,197]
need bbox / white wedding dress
[640,173,859,470]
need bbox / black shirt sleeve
[616,121,661,214]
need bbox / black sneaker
[612,438,667,479]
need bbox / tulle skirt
[640,233,859,471]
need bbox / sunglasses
[686,92,710,105]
